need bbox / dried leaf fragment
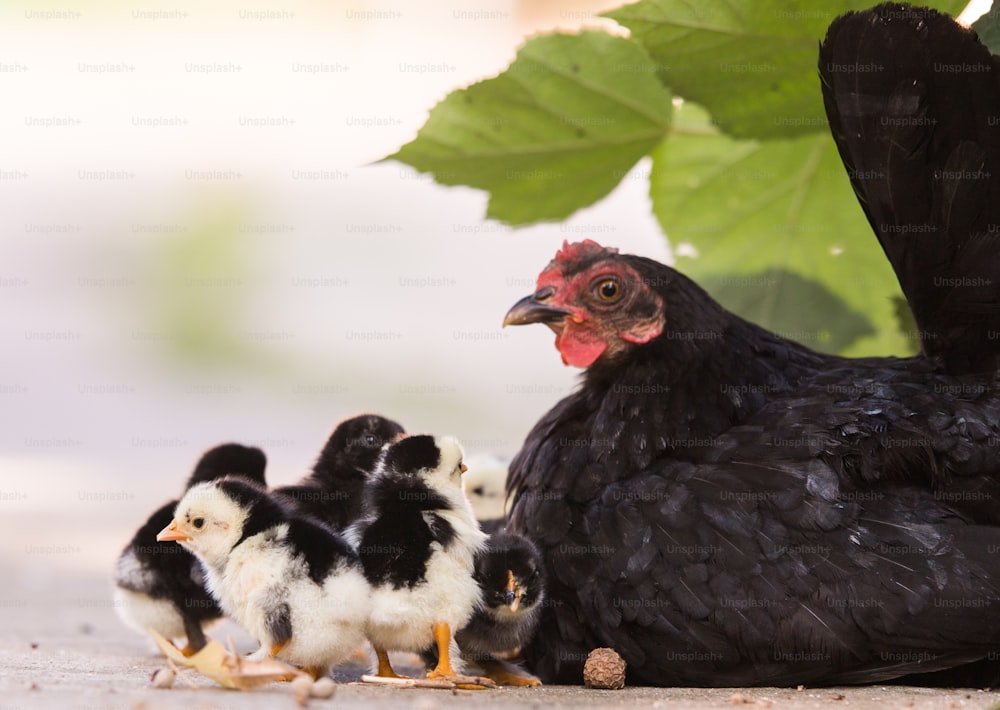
[149,629,300,690]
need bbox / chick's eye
[192,517,205,530]
[596,278,621,302]
[365,435,377,446]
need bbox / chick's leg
[426,623,496,690]
[374,646,410,679]
[476,656,542,687]
[426,622,456,679]
[178,616,207,656]
[303,665,328,680]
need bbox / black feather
[356,508,435,589]
[284,516,355,585]
[354,435,459,590]
[382,434,441,474]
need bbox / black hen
[502,5,1000,686]
[274,413,404,531]
[113,443,267,653]
[505,240,1000,685]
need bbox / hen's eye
[365,435,377,446]
[597,279,621,301]
[192,517,205,529]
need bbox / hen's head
[503,240,669,368]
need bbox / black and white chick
[274,414,405,531]
[346,434,487,682]
[113,443,267,654]
[422,530,546,686]
[156,476,371,678]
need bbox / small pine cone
[583,647,626,689]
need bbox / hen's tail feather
[819,2,1000,374]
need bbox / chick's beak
[503,287,572,327]
[156,519,192,543]
[505,569,522,612]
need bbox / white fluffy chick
[157,477,370,678]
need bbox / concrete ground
[3,551,1000,710]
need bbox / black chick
[422,530,546,686]
[274,414,404,531]
[113,443,267,654]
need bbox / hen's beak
[156,519,192,542]
[503,287,572,327]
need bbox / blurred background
[0,0,989,642]
[0,0,672,623]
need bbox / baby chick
[347,434,487,683]
[274,414,405,531]
[113,443,267,654]
[421,530,546,686]
[457,531,546,685]
[157,477,370,678]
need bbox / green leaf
[605,0,969,139]
[385,31,673,225]
[972,3,1000,54]
[699,270,875,354]
[653,102,915,356]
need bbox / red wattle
[555,325,607,368]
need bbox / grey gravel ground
[3,546,1000,710]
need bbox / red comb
[554,240,618,264]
